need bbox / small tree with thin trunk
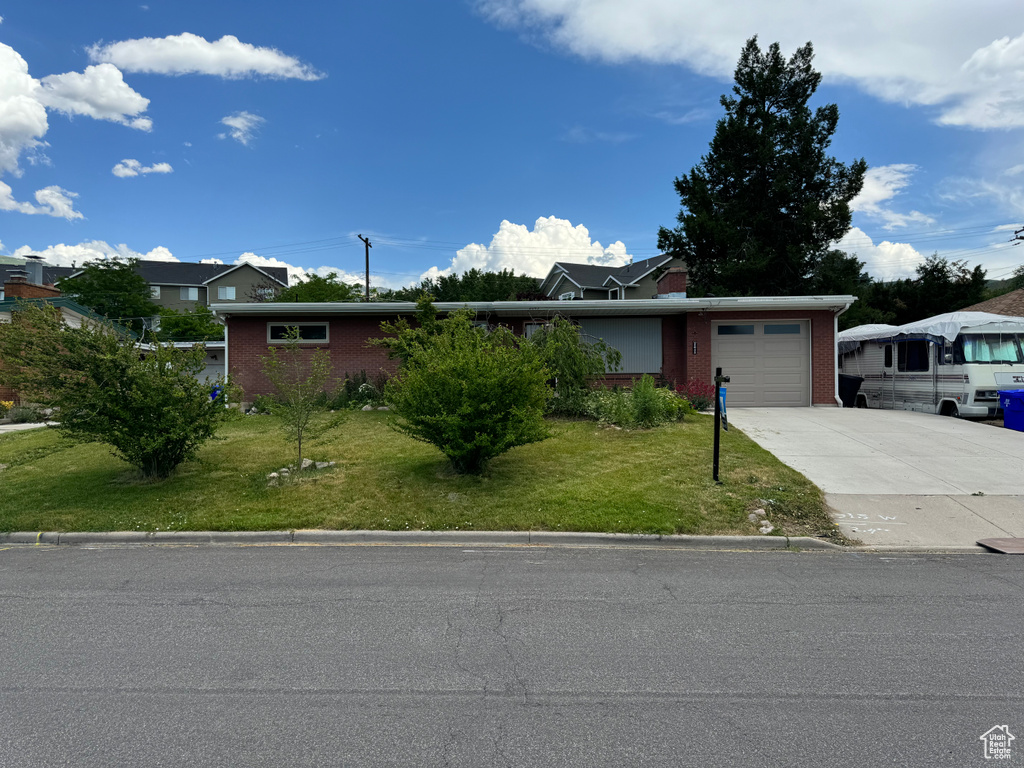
[260,327,333,469]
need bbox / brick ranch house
[213,269,856,408]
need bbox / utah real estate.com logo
[980,726,1015,760]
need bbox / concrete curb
[0,529,844,551]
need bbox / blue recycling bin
[998,389,1024,432]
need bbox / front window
[958,334,1024,364]
[558,291,575,301]
[218,286,236,300]
[180,287,199,301]
[267,322,329,343]
[150,286,161,299]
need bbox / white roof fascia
[202,262,288,286]
[212,295,857,319]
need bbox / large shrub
[383,309,550,474]
[528,316,622,416]
[0,302,227,478]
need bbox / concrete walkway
[726,407,1024,550]
[0,421,54,434]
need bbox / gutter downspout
[833,301,853,407]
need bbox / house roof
[0,264,75,286]
[0,296,136,337]
[962,288,1024,317]
[540,255,676,295]
[212,295,856,319]
[63,260,289,287]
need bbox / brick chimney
[3,256,61,300]
[656,264,688,296]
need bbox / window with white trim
[218,286,236,300]
[150,286,161,299]
[267,322,329,343]
[180,287,199,301]
[558,291,575,301]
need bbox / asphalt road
[1,544,1022,767]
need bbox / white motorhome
[838,312,1024,418]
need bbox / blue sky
[1,0,1023,289]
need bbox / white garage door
[711,320,810,407]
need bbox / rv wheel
[940,402,960,418]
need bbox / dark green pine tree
[658,37,867,296]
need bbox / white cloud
[562,126,635,143]
[478,1,1024,129]
[422,216,632,282]
[38,64,151,130]
[219,111,264,145]
[9,240,176,267]
[0,44,50,176]
[851,165,935,230]
[835,226,927,281]
[112,158,173,177]
[88,33,324,81]
[0,181,83,220]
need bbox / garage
[711,320,810,406]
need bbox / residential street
[1,544,1022,767]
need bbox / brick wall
[227,315,400,400]
[4,280,61,299]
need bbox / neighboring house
[212,264,855,409]
[538,255,685,300]
[962,288,1024,317]
[0,294,133,405]
[1,259,289,311]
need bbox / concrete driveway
[726,407,1024,550]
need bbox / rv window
[960,334,1024,364]
[884,344,892,368]
[897,340,929,372]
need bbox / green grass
[0,412,843,541]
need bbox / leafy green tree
[1009,264,1024,292]
[0,303,225,478]
[384,269,543,302]
[370,295,444,364]
[155,305,225,341]
[276,272,361,302]
[260,327,335,469]
[528,316,622,416]
[809,250,893,329]
[383,310,550,474]
[658,37,867,296]
[57,258,160,333]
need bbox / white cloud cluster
[851,165,935,230]
[0,44,51,177]
[111,158,173,177]
[219,111,265,145]
[835,226,926,281]
[88,33,324,81]
[422,216,631,282]
[38,64,151,130]
[478,1,1024,129]
[9,240,176,267]
[0,181,82,220]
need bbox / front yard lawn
[0,412,843,541]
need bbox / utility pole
[358,234,372,301]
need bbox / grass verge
[0,412,846,542]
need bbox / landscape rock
[759,523,775,535]
[376,406,389,411]
[267,472,279,480]
[301,458,313,469]
[314,461,335,470]
[751,508,767,517]
[361,405,374,411]
[0,463,7,472]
